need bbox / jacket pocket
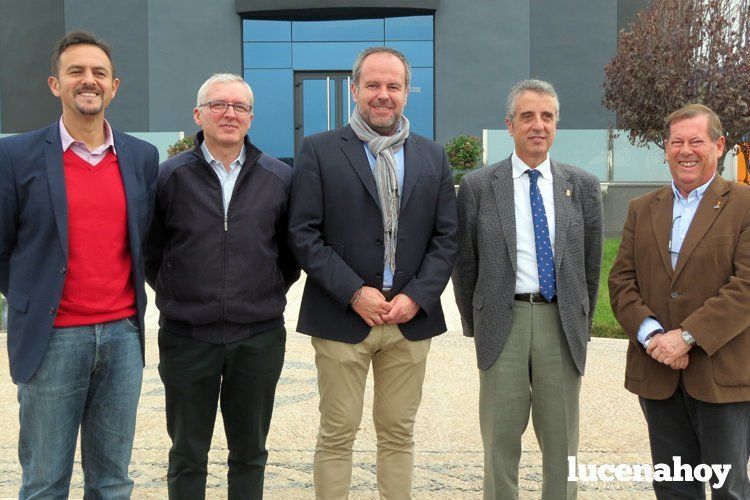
[472,291,484,310]
[7,288,29,313]
[712,332,750,387]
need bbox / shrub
[167,135,195,157]
[446,135,483,171]
[446,135,483,184]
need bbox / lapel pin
[714,200,722,209]
[565,189,571,197]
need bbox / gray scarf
[349,108,410,276]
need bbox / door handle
[326,76,331,131]
[347,76,351,120]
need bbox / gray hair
[506,79,560,122]
[196,73,254,107]
[352,46,411,89]
[664,103,723,142]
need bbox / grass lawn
[591,237,627,339]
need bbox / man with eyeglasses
[145,73,299,499]
[610,104,750,498]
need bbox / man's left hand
[646,328,692,364]
[381,294,420,324]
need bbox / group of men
[0,29,747,500]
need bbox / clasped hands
[646,328,692,370]
[351,286,419,327]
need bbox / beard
[360,107,401,136]
[74,86,104,116]
[75,101,104,116]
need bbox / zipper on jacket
[221,214,228,342]
[194,145,261,341]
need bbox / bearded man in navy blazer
[0,31,158,498]
[288,47,457,499]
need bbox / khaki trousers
[312,324,431,500]
[479,301,581,500]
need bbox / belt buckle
[529,293,544,304]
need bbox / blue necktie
[527,169,556,301]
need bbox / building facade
[0,0,650,164]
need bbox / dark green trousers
[158,326,286,500]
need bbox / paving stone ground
[0,278,742,498]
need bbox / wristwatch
[681,330,696,346]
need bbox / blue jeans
[17,317,143,499]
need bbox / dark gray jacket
[145,132,299,343]
[288,125,457,343]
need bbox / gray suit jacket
[452,156,602,374]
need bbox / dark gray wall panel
[148,0,242,133]
[617,0,651,32]
[0,0,64,132]
[530,0,617,129]
[603,183,668,237]
[434,0,530,144]
[64,0,149,131]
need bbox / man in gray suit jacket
[453,79,602,499]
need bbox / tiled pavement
[0,278,735,498]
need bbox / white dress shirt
[512,151,556,294]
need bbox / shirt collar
[671,173,715,202]
[511,151,552,180]
[58,117,116,155]
[200,140,246,170]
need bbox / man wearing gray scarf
[289,47,457,499]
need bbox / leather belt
[514,293,556,303]
[381,289,393,300]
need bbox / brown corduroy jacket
[609,175,750,403]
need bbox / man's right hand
[351,286,391,327]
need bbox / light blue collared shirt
[363,143,405,289]
[637,174,716,346]
[200,141,246,216]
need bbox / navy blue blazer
[288,125,458,342]
[0,123,159,383]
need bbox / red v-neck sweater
[54,149,136,327]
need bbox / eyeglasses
[668,215,682,257]
[200,101,253,116]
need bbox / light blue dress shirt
[363,143,405,289]
[637,174,716,346]
[201,142,246,217]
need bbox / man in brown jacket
[609,103,750,498]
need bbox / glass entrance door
[294,72,354,157]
